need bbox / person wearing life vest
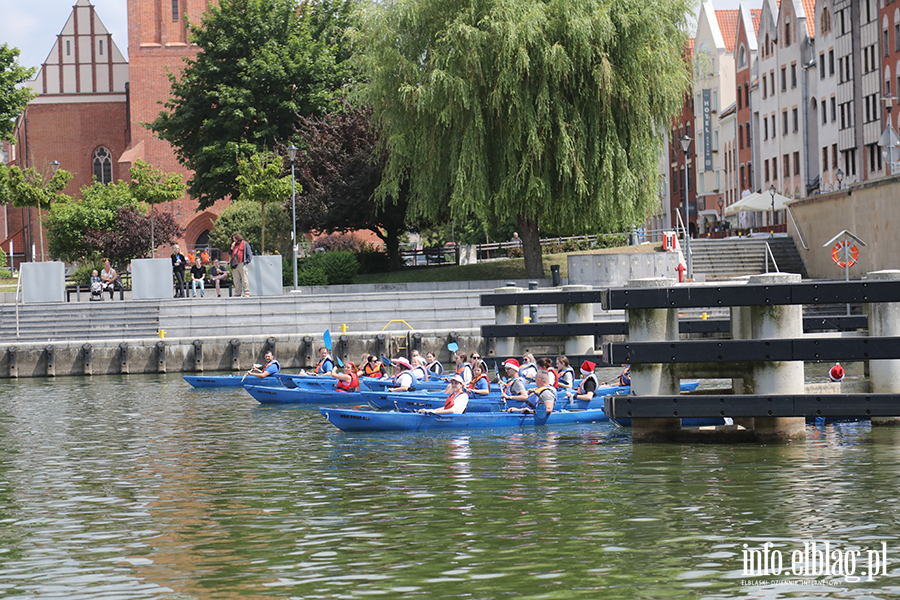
[331,361,360,392]
[829,362,845,382]
[538,357,559,387]
[568,361,599,402]
[619,364,631,386]
[508,370,556,414]
[468,361,492,396]
[419,374,469,414]
[425,351,443,380]
[448,351,473,384]
[363,354,386,378]
[388,357,418,392]
[247,351,280,379]
[411,353,429,382]
[315,347,334,375]
[556,356,575,389]
[500,359,528,403]
[519,353,538,382]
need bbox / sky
[1,0,748,75]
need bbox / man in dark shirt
[190,257,207,298]
[208,259,228,297]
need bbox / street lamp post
[836,168,844,190]
[717,197,724,236]
[286,144,299,292]
[768,184,776,237]
[679,135,692,280]
[44,160,61,262]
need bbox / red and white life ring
[831,241,859,268]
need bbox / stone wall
[567,250,679,286]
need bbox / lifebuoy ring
[831,241,859,268]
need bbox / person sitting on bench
[100,260,120,300]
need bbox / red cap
[581,360,596,373]
[502,359,520,370]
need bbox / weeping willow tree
[354,0,693,277]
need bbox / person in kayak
[568,361,599,402]
[247,351,281,379]
[419,374,469,414]
[425,351,443,379]
[388,357,418,392]
[331,361,360,392]
[556,356,575,389]
[315,347,334,375]
[500,359,528,404]
[508,370,556,414]
[467,361,491,396]
[362,354,387,378]
[519,353,538,382]
[619,364,631,386]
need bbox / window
[831,97,837,122]
[793,108,798,132]
[66,40,70,56]
[822,7,832,34]
[745,84,750,108]
[885,27,890,57]
[772,114,776,137]
[741,164,746,189]
[772,158,777,180]
[829,50,835,76]
[765,160,770,181]
[737,86,742,110]
[823,146,828,172]
[785,19,791,45]
[739,126,744,149]
[172,0,179,21]
[739,46,747,67]
[832,143,839,168]
[93,147,113,184]
[771,72,775,92]
[781,67,787,91]
[99,40,103,56]
[896,22,900,52]
[822,99,828,124]
[784,154,790,178]
[791,64,797,88]
[820,53,826,79]
[764,118,769,140]
[783,110,789,135]
[794,152,800,175]
[763,77,767,98]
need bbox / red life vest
[468,373,491,393]
[547,366,559,388]
[336,371,359,392]
[444,391,465,410]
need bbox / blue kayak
[184,374,284,388]
[244,384,363,405]
[319,406,609,432]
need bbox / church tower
[121,0,224,255]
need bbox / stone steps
[690,238,808,280]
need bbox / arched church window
[93,147,113,184]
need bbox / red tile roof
[751,9,762,35]
[716,10,741,52]
[801,0,816,36]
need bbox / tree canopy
[209,200,291,257]
[289,105,414,271]
[150,0,355,210]
[236,152,293,254]
[3,165,73,261]
[354,0,692,277]
[0,41,35,142]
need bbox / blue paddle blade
[335,354,343,368]
[381,354,392,366]
[323,329,332,351]
[534,403,549,425]
[448,342,459,352]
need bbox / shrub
[0,269,10,279]
[297,265,328,286]
[313,233,363,253]
[355,247,390,274]
[0,247,7,269]
[301,250,359,285]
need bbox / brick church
[2,0,226,268]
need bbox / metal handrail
[673,209,687,239]
[764,242,780,274]
[786,206,809,250]
[15,269,21,338]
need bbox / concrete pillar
[557,284,594,355]
[867,270,900,426]
[744,272,805,442]
[626,278,680,442]
[494,287,523,357]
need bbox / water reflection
[1,376,899,598]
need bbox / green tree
[4,165,73,261]
[129,160,186,256]
[209,200,291,258]
[45,180,139,263]
[355,0,691,277]
[236,152,293,254]
[0,41,35,142]
[149,0,354,210]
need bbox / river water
[1,374,899,599]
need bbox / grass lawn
[355,243,662,284]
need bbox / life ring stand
[831,241,859,268]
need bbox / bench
[66,272,131,302]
